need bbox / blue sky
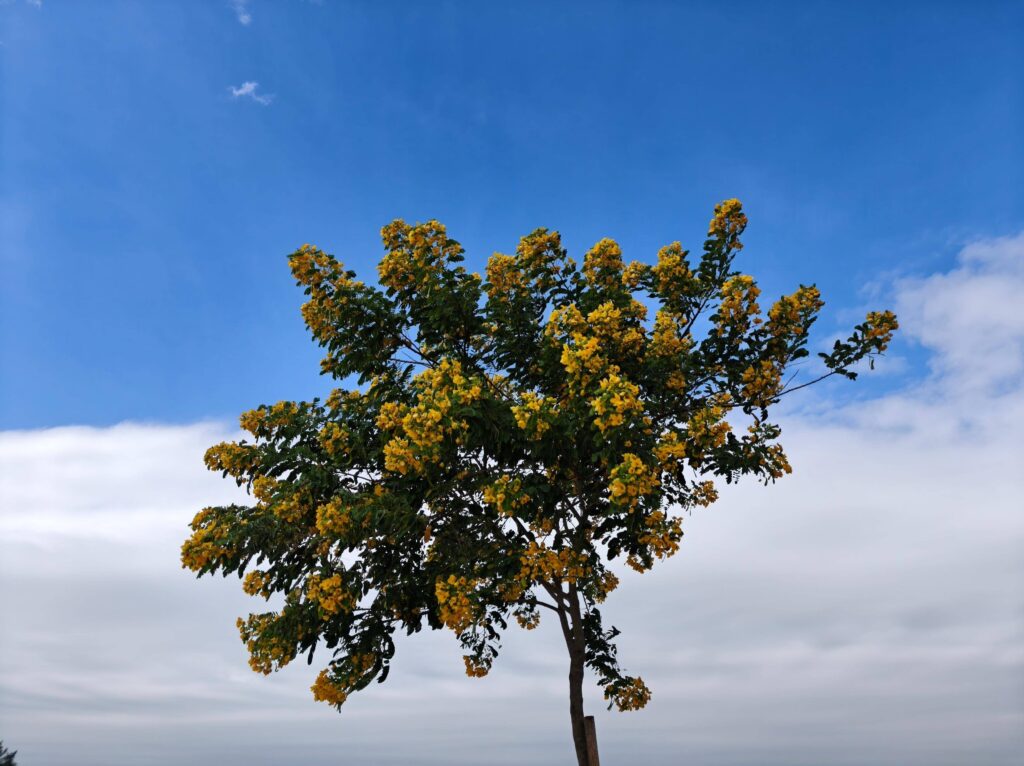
[3,0,1021,427]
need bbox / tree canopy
[182,200,896,764]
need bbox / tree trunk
[568,646,589,766]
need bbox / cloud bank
[1,236,1022,765]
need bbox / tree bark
[569,645,589,766]
[584,715,601,766]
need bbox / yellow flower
[651,242,694,296]
[463,655,490,678]
[582,238,625,288]
[306,574,356,616]
[740,360,782,407]
[608,453,659,511]
[311,669,349,707]
[649,310,691,358]
[435,575,479,633]
[606,677,651,711]
[716,275,761,336]
[707,198,747,247]
[767,285,823,341]
[590,373,644,434]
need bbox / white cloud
[895,232,1024,396]
[230,0,251,26]
[228,81,273,106]
[1,234,1023,764]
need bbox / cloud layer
[2,236,1023,765]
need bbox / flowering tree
[182,200,897,766]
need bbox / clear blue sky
[2,0,1021,428]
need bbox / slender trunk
[569,646,589,766]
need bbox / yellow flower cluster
[270,490,308,524]
[665,371,688,392]
[741,360,783,407]
[379,359,483,476]
[691,480,719,507]
[606,677,652,711]
[518,542,590,585]
[707,198,747,246]
[482,476,531,516]
[239,401,303,436]
[637,510,683,562]
[609,453,660,510]
[686,401,732,459]
[310,653,377,707]
[587,300,647,354]
[326,387,362,412]
[203,441,257,480]
[485,252,525,299]
[306,574,356,616]
[243,570,271,597]
[517,228,566,286]
[590,373,644,433]
[765,444,793,479]
[649,310,692,358]
[318,422,349,457]
[315,496,352,537]
[621,260,649,290]
[311,668,349,707]
[463,655,490,678]
[651,242,694,295]
[435,575,479,634]
[653,431,687,471]
[180,508,233,571]
[288,246,365,345]
[252,475,278,503]
[744,427,793,480]
[511,391,557,438]
[377,219,464,292]
[375,401,405,431]
[546,304,586,338]
[863,310,899,351]
[239,409,264,436]
[560,336,607,390]
[513,606,541,630]
[716,275,761,336]
[582,238,625,289]
[550,300,646,391]
[237,613,296,675]
[289,243,335,286]
[766,285,823,340]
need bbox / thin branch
[776,370,838,398]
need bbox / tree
[0,741,17,766]
[182,200,897,765]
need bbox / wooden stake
[584,715,601,766]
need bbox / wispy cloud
[228,81,273,106]
[230,0,251,26]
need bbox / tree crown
[183,200,897,710]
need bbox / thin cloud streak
[228,81,273,106]
[230,0,251,26]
